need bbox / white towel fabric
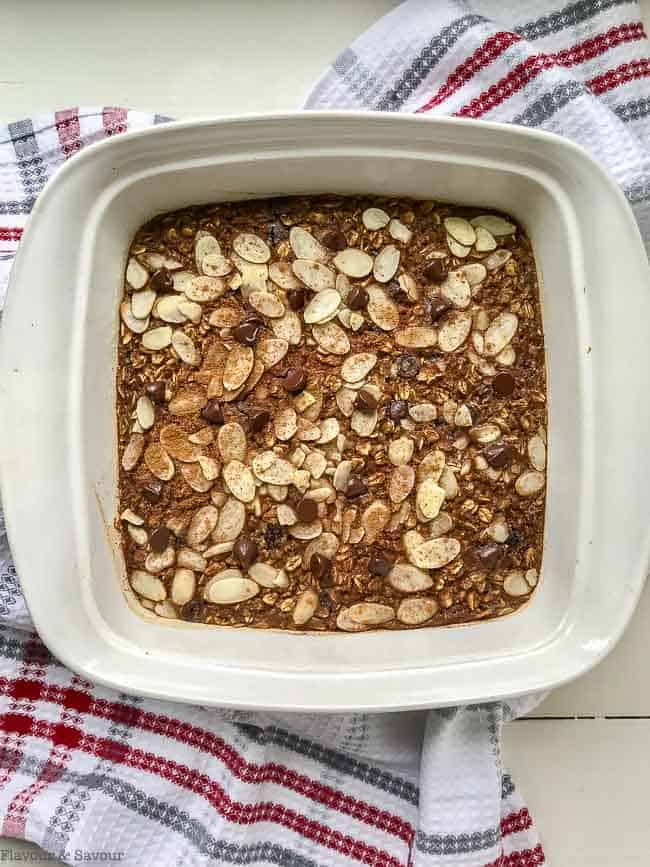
[0,1,648,864]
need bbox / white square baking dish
[1,112,649,712]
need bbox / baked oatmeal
[116,195,546,631]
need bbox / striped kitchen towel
[0,0,648,864]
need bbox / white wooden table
[1,1,649,863]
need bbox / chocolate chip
[320,228,347,251]
[145,381,167,404]
[356,388,378,412]
[427,297,451,323]
[268,221,289,245]
[493,372,515,397]
[423,260,448,283]
[287,289,307,311]
[282,367,307,393]
[264,525,284,549]
[473,543,502,570]
[310,553,331,580]
[396,354,420,379]
[149,526,172,554]
[483,442,515,468]
[506,529,523,548]
[368,551,394,577]
[149,269,173,292]
[201,399,225,425]
[233,535,258,569]
[233,317,262,346]
[180,600,205,622]
[347,285,369,311]
[141,479,163,503]
[346,476,368,499]
[387,399,408,421]
[249,409,271,433]
[296,497,318,523]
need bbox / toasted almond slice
[217,422,246,463]
[205,575,259,604]
[447,236,471,258]
[418,449,446,483]
[444,217,476,247]
[172,271,194,292]
[195,233,220,266]
[177,549,208,571]
[178,300,203,324]
[469,423,502,444]
[302,532,340,569]
[289,519,323,540]
[416,479,446,520]
[292,468,310,491]
[126,258,149,290]
[312,321,350,355]
[484,312,518,356]
[180,463,214,492]
[155,294,187,323]
[333,248,373,278]
[412,537,460,569]
[185,276,225,303]
[252,451,295,485]
[144,443,175,481]
[296,418,321,442]
[289,226,328,262]
[248,561,281,588]
[207,307,239,329]
[142,325,172,350]
[302,387,323,422]
[504,570,530,597]
[496,345,516,366]
[132,397,153,432]
[213,497,246,542]
[232,232,271,264]
[202,253,232,277]
[304,289,341,324]
[397,597,438,625]
[474,226,497,252]
[388,219,412,243]
[487,515,510,543]
[274,407,298,441]
[395,326,437,349]
[131,289,156,319]
[168,386,207,415]
[269,261,301,290]
[292,259,335,292]
[361,500,390,543]
[389,465,415,503]
[143,252,183,270]
[441,271,471,308]
[198,456,220,481]
[429,512,454,539]
[223,460,255,502]
[470,215,516,236]
[341,352,377,384]
[304,451,327,479]
[388,563,432,593]
[171,568,196,606]
[271,310,302,345]
[373,244,400,283]
[388,436,414,466]
[159,424,201,462]
[348,602,394,626]
[515,470,545,497]
[336,608,368,632]
[223,345,254,391]
[120,300,149,333]
[351,408,378,437]
[317,417,339,444]
[127,525,148,546]
[362,207,390,230]
[409,403,437,423]
[121,508,144,526]
[335,387,357,418]
[131,571,166,602]
[122,433,144,471]
[187,505,220,547]
[249,291,285,318]
[333,460,354,492]
[277,504,298,526]
[172,330,200,366]
[367,284,400,331]
[438,311,472,352]
[233,255,268,296]
[528,435,546,471]
[292,589,320,625]
[188,427,214,445]
[459,263,487,286]
[485,249,512,271]
[438,466,459,499]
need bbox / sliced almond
[438,466,459,499]
[409,403,437,423]
[205,574,259,604]
[131,289,157,319]
[187,505,219,547]
[312,321,350,355]
[389,465,415,503]
[470,215,516,236]
[198,456,220,481]
[470,423,502,444]
[185,276,226,303]
[504,570,530,597]
[201,253,232,278]
[474,226,497,252]
[335,387,357,418]
[292,259,335,292]
[304,451,327,479]
[412,537,460,569]
[429,512,454,538]
[485,249,512,272]
[155,294,187,323]
[528,435,546,471]
[351,408,378,437]
[180,463,213,493]
[249,561,281,588]
[348,602,394,626]
[267,484,288,503]
[168,387,207,416]
[444,217,476,247]
[362,207,390,230]
[438,311,472,352]
[341,352,377,383]
[447,236,471,258]
[223,345,254,391]
[293,589,319,625]
[484,312,518,356]
[130,570,166,602]
[515,470,545,497]
[127,524,148,546]
[256,337,289,369]
[142,325,172,350]
[249,291,285,318]
[373,245,400,283]
[179,300,203,324]
[217,422,247,463]
[388,436,414,467]
[388,219,412,243]
[142,252,182,271]
[398,272,418,301]
[269,261,301,290]
[172,330,200,366]
[397,597,438,625]
[120,300,149,333]
[122,433,144,471]
[289,226,328,262]
[459,263,487,286]
[296,418,321,442]
[317,417,339,444]
[144,443,174,481]
[171,569,196,606]
[441,271,471,308]
[195,232,221,265]
[274,407,298,441]
[213,497,246,542]
[333,460,353,492]
[233,256,268,297]
[496,345,516,366]
[233,232,271,264]
[252,451,295,485]
[177,548,208,571]
[271,310,302,345]
[208,307,240,329]
[145,546,176,574]
[418,449,446,483]
[289,519,323,540]
[160,424,202,462]
[302,532,340,569]
[126,258,149,290]
[304,289,341,324]
[336,608,368,632]
[121,508,144,526]
[367,284,400,331]
[388,563,433,593]
[395,326,437,349]
[454,404,473,427]
[487,516,510,543]
[333,248,373,278]
[277,504,298,526]
[172,271,194,292]
[416,478,446,521]
[361,500,390,543]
